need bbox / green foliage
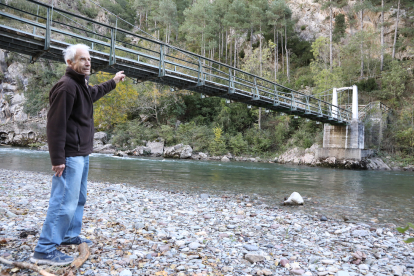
[381,61,408,100]
[229,133,248,156]
[23,62,66,116]
[208,126,227,155]
[333,13,346,42]
[100,0,135,30]
[356,78,378,92]
[396,223,414,243]
[78,0,98,18]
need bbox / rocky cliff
[288,0,412,58]
[0,50,47,147]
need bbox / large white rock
[284,192,304,205]
[94,131,107,144]
[133,146,151,156]
[146,140,164,157]
[163,144,193,159]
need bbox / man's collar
[65,67,90,85]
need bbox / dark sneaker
[30,249,74,266]
[61,236,93,246]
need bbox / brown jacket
[47,67,116,165]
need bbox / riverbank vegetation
[5,0,414,160]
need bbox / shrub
[208,126,227,155]
[229,132,248,156]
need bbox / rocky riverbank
[1,169,413,276]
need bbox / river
[0,146,413,225]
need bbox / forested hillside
[3,0,414,162]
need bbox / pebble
[243,244,259,251]
[119,270,132,276]
[0,169,412,276]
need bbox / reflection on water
[0,146,413,224]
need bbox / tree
[310,37,343,94]
[212,0,231,63]
[382,60,408,100]
[392,0,400,59]
[316,0,347,71]
[267,0,287,81]
[249,0,269,76]
[153,0,178,44]
[92,72,139,129]
[180,0,216,57]
[333,13,346,42]
[224,0,249,68]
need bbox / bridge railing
[0,0,352,123]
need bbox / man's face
[68,48,91,75]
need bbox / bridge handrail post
[109,28,116,66]
[33,5,39,35]
[253,77,259,100]
[228,68,234,94]
[159,44,166,77]
[273,84,280,106]
[306,96,310,113]
[318,100,322,116]
[197,57,204,86]
[291,92,296,111]
[44,6,51,50]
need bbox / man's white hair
[63,44,90,66]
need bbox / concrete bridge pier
[316,85,374,161]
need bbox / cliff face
[288,0,412,58]
[0,50,46,146]
[0,50,29,123]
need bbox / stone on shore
[163,144,193,159]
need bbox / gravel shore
[0,169,413,276]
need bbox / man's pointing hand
[113,71,126,84]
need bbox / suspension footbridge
[0,0,352,125]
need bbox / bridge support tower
[316,85,374,161]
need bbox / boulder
[284,192,304,205]
[199,152,208,160]
[163,144,193,159]
[146,140,164,157]
[366,157,391,170]
[38,144,49,151]
[93,144,116,154]
[245,254,265,263]
[133,146,151,156]
[94,131,108,144]
[221,156,230,162]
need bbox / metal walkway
[0,0,351,125]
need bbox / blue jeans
[35,156,89,253]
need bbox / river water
[0,146,413,225]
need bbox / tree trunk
[360,0,364,78]
[259,24,262,76]
[380,0,384,71]
[218,31,221,63]
[234,37,237,68]
[229,34,232,67]
[276,30,279,80]
[250,27,253,52]
[392,0,400,60]
[226,30,228,65]
[258,107,261,130]
[274,27,277,81]
[281,30,284,74]
[329,0,333,72]
[285,22,289,82]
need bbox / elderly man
[30,44,125,265]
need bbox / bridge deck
[0,0,351,125]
